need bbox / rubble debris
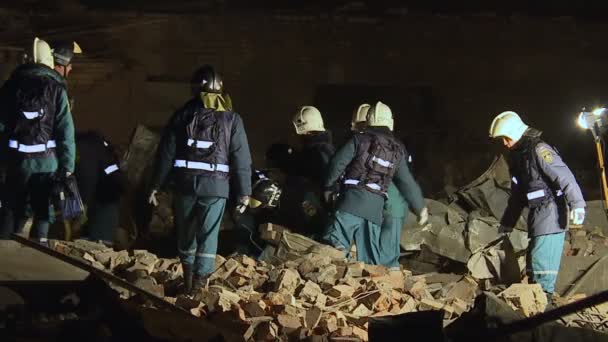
[49,217,608,339]
[49,236,482,340]
[498,284,548,317]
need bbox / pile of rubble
[50,234,481,341]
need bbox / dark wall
[3,11,607,196]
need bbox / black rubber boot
[182,263,193,295]
[191,274,209,297]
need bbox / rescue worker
[490,111,586,299]
[322,101,428,264]
[52,41,82,80]
[51,41,123,244]
[0,38,76,243]
[350,103,412,269]
[285,106,335,237]
[291,106,335,184]
[75,131,125,244]
[148,65,251,295]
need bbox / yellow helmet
[351,103,370,131]
[367,101,394,131]
[293,106,325,135]
[489,111,529,142]
[33,37,54,69]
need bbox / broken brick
[305,306,323,329]
[328,284,356,299]
[299,280,323,302]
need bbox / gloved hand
[323,191,334,205]
[148,190,159,207]
[417,207,429,226]
[235,196,250,215]
[498,225,513,234]
[570,207,586,225]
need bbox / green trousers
[323,210,381,265]
[174,195,226,276]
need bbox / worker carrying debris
[489,111,586,300]
[148,65,252,295]
[322,101,428,264]
[0,38,76,244]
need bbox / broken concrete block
[352,325,369,341]
[132,276,164,298]
[304,306,323,329]
[244,300,267,318]
[211,258,240,280]
[363,264,388,277]
[234,265,255,279]
[109,250,131,270]
[351,303,373,317]
[418,298,446,311]
[274,269,302,293]
[344,262,365,278]
[267,291,296,306]
[255,321,280,341]
[277,314,302,334]
[299,281,323,302]
[408,280,433,301]
[227,275,248,288]
[320,314,339,333]
[399,297,418,314]
[234,254,257,268]
[498,283,548,317]
[451,298,469,316]
[445,276,478,303]
[200,288,241,313]
[91,250,116,266]
[83,252,106,269]
[328,285,356,299]
[306,264,338,288]
[333,326,353,337]
[315,293,328,308]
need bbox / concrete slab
[0,241,89,282]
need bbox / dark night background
[1,0,607,197]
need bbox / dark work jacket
[75,131,125,205]
[292,131,335,184]
[501,129,585,236]
[150,97,252,198]
[324,127,425,225]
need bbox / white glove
[148,190,159,207]
[235,196,250,215]
[570,208,586,225]
[417,207,429,226]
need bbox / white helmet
[367,101,394,131]
[489,111,529,142]
[33,37,54,69]
[351,103,370,131]
[293,106,325,135]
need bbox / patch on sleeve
[539,147,554,164]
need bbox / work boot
[544,292,557,312]
[182,263,193,295]
[191,274,209,298]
